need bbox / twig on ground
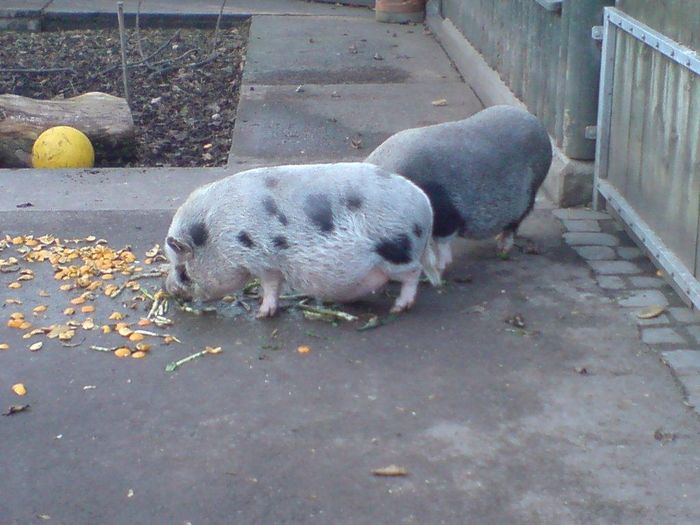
[236,299,251,312]
[165,346,220,372]
[95,30,181,76]
[130,270,167,280]
[60,337,86,348]
[90,345,116,353]
[116,1,131,106]
[146,291,166,319]
[140,288,156,301]
[0,67,78,74]
[148,52,220,77]
[133,330,179,342]
[148,48,198,68]
[297,303,358,322]
[178,302,218,315]
[109,271,161,299]
[357,313,399,331]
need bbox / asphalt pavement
[1,2,699,525]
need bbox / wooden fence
[594,5,700,306]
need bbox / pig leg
[256,270,285,318]
[435,238,453,275]
[389,268,422,313]
[495,227,516,257]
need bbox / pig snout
[164,264,194,301]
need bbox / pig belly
[291,266,389,302]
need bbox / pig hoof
[256,304,278,318]
[389,300,414,314]
[495,230,515,256]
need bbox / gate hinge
[591,26,604,41]
[585,125,597,140]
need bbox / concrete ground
[1,2,700,525]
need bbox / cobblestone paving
[556,207,700,415]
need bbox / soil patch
[0,22,249,167]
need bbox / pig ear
[166,236,193,260]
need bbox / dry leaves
[114,347,131,358]
[636,305,666,319]
[11,383,27,396]
[2,233,219,365]
[371,465,408,477]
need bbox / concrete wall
[438,0,613,162]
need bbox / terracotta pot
[375,0,426,24]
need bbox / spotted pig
[366,105,553,275]
[164,162,440,318]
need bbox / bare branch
[0,67,77,74]
[135,0,149,65]
[148,51,220,77]
[95,29,181,76]
[148,48,198,68]
[116,1,131,106]
[210,0,228,56]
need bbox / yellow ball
[32,126,95,168]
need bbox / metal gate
[594,7,700,308]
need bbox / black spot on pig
[262,197,279,216]
[305,194,334,233]
[345,193,363,211]
[419,181,465,238]
[262,196,288,226]
[413,224,423,237]
[272,235,289,249]
[237,231,254,248]
[190,222,208,247]
[264,177,279,188]
[375,234,412,264]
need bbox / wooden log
[0,91,135,168]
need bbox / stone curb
[558,207,700,415]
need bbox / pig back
[366,106,552,239]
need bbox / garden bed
[0,20,249,167]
